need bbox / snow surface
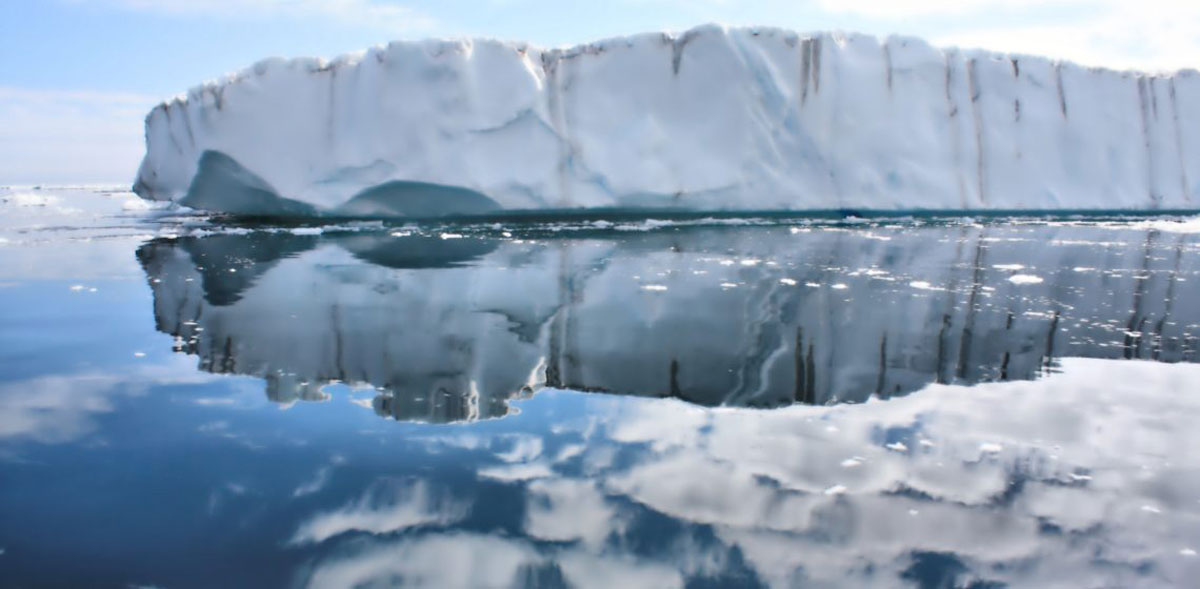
[135,25,1200,217]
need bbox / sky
[2,0,1199,185]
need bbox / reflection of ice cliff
[137,221,1200,422]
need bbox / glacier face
[135,25,1200,217]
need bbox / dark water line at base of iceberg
[205,207,1200,229]
[166,151,1200,223]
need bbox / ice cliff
[135,25,1200,217]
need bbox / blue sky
[2,0,1197,184]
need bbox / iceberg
[134,25,1200,217]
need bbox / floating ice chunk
[120,197,155,211]
[909,280,943,291]
[4,192,59,207]
[823,485,847,496]
[979,443,1003,453]
[1127,218,1200,233]
[885,442,908,452]
[840,457,864,468]
[1008,274,1044,285]
[779,278,798,286]
[641,285,668,292]
[992,264,1025,270]
[831,283,848,290]
[1141,505,1162,514]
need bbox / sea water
[1,187,1198,587]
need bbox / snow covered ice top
[134,25,1200,218]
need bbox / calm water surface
[1,187,1199,588]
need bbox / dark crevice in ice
[1054,63,1068,119]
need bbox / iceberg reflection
[136,220,1200,422]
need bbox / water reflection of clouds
[0,359,226,445]
[290,478,468,545]
[293,359,1200,587]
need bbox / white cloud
[0,87,154,184]
[821,0,1200,72]
[817,0,1059,18]
[933,3,1200,72]
[90,0,435,32]
[638,0,1200,71]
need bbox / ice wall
[134,26,1200,217]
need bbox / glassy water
[1,188,1198,587]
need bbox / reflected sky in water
[1,188,1199,587]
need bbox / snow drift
[134,25,1200,217]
